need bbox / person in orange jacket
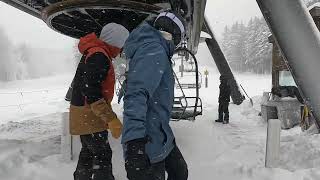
[69,23,129,180]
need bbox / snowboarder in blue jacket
[121,11,188,180]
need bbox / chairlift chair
[171,47,203,121]
[175,72,202,89]
[172,48,203,90]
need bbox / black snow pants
[126,145,188,180]
[218,102,229,121]
[74,131,114,180]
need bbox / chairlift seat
[171,109,202,120]
[175,71,202,89]
[176,83,200,89]
[171,48,203,121]
[171,96,203,120]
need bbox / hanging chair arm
[175,47,200,120]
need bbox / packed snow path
[1,74,320,180]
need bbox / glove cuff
[125,138,148,155]
[127,137,148,144]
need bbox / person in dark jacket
[215,75,232,124]
[121,11,188,180]
[70,23,129,180]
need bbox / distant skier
[215,75,231,124]
[69,23,129,180]
[121,11,188,180]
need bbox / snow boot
[215,113,223,123]
[223,117,229,124]
[223,114,229,124]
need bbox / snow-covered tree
[243,17,272,74]
[221,17,271,74]
[14,43,32,80]
[221,22,247,72]
[73,40,81,68]
[0,27,16,81]
[221,0,320,74]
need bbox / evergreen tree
[221,0,320,74]
[221,22,247,72]
[0,27,15,81]
[73,40,81,69]
[15,43,30,80]
[222,17,271,74]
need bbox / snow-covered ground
[1,73,320,180]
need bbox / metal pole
[203,17,245,105]
[70,135,73,161]
[205,76,208,88]
[256,0,320,125]
[204,70,209,88]
[180,56,184,77]
[240,84,254,106]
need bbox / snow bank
[1,73,320,179]
[279,131,320,171]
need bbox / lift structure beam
[203,17,245,105]
[0,0,41,19]
[256,0,320,125]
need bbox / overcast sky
[0,0,262,50]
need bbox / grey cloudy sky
[206,0,262,34]
[0,0,262,50]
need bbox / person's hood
[123,23,174,60]
[78,33,121,58]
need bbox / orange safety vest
[85,47,115,103]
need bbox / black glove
[125,138,150,172]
